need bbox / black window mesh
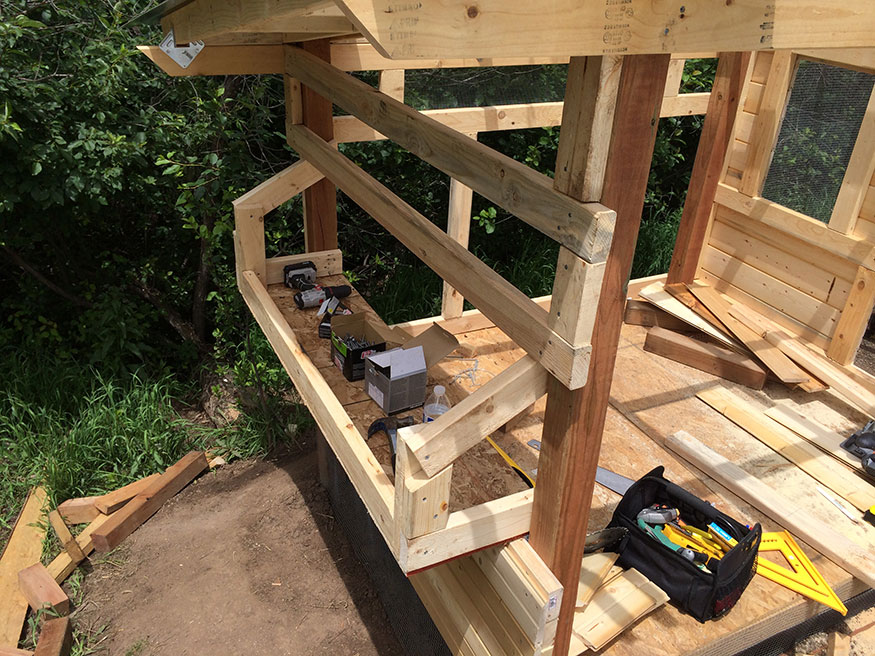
[762,59,874,224]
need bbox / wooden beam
[238,271,397,550]
[18,564,69,616]
[296,40,338,253]
[285,125,590,388]
[56,497,98,525]
[264,248,343,285]
[46,515,112,584]
[93,474,161,515]
[739,51,795,197]
[233,160,324,216]
[334,1,875,59]
[285,45,616,263]
[830,87,875,233]
[400,356,548,477]
[0,648,33,656]
[47,511,85,565]
[529,54,672,656]
[394,442,453,539]
[160,0,336,43]
[91,451,208,553]
[667,52,752,284]
[137,45,284,76]
[233,205,266,284]
[795,48,875,75]
[377,69,404,101]
[31,617,71,656]
[666,429,875,591]
[0,487,47,647]
[644,326,767,389]
[441,176,474,320]
[828,266,875,365]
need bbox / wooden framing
[143,4,875,652]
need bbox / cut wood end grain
[32,616,72,656]
[18,563,70,616]
[56,497,99,525]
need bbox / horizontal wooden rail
[286,125,591,388]
[233,159,324,215]
[400,356,548,477]
[285,45,616,263]
[264,249,343,285]
[238,270,398,549]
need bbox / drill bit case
[606,466,761,622]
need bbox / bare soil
[74,444,404,656]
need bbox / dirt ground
[74,444,404,656]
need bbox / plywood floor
[269,277,875,656]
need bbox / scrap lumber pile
[629,280,875,412]
[0,451,209,655]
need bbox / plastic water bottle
[423,385,450,422]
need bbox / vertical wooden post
[298,38,338,252]
[530,54,671,656]
[441,176,475,319]
[667,52,752,285]
[378,69,405,101]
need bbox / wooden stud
[285,45,616,264]
[93,474,162,515]
[667,51,752,284]
[697,387,875,512]
[295,40,338,253]
[441,175,475,320]
[666,429,875,591]
[530,54,672,656]
[46,514,112,584]
[18,564,69,616]
[377,69,404,101]
[0,487,47,646]
[0,648,33,656]
[394,441,453,539]
[233,204,267,284]
[284,75,303,128]
[829,87,875,234]
[644,326,767,389]
[639,282,739,348]
[31,617,71,656]
[827,632,851,656]
[400,356,549,477]
[285,125,590,389]
[91,451,208,553]
[828,266,875,365]
[235,160,323,216]
[47,511,85,565]
[548,254,607,346]
[55,498,98,525]
[739,51,795,197]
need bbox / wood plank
[137,45,284,76]
[576,552,618,609]
[334,1,875,59]
[93,474,161,515]
[665,429,875,591]
[401,489,533,573]
[639,282,739,349]
[827,632,851,656]
[441,176,474,320]
[0,647,33,656]
[796,48,875,75]
[297,40,338,253]
[285,45,616,264]
[56,497,98,525]
[18,564,69,616]
[699,245,842,335]
[529,54,672,656]
[687,282,811,385]
[264,249,343,285]
[284,74,302,128]
[45,514,112,584]
[726,300,875,416]
[715,184,875,270]
[91,451,209,553]
[740,51,795,197]
[239,273,397,550]
[46,511,85,565]
[697,387,875,512]
[644,326,767,389]
[233,160,324,216]
[233,205,266,284]
[829,87,875,233]
[764,405,868,474]
[828,266,875,365]
[668,52,752,284]
[401,356,548,477]
[394,440,453,539]
[623,299,693,332]
[285,124,589,389]
[31,617,71,656]
[0,487,47,647]
[377,68,404,101]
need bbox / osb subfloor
[75,450,404,656]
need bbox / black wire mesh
[762,59,874,223]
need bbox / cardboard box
[330,313,400,381]
[365,324,458,414]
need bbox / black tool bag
[606,466,761,623]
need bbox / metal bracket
[159,29,204,69]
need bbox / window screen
[404,65,568,111]
[762,59,874,223]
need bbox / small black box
[330,314,397,381]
